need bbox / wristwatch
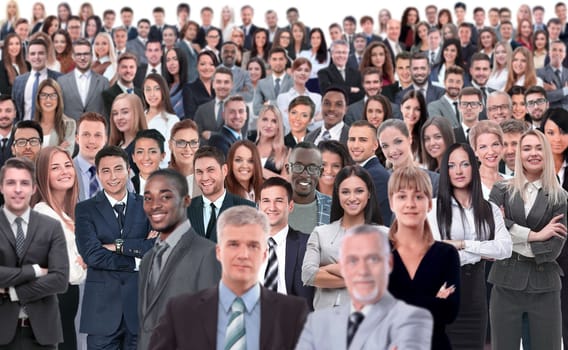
[115,239,124,254]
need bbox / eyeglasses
[287,163,322,175]
[486,104,510,112]
[459,101,482,108]
[14,137,41,147]
[39,92,58,100]
[172,138,199,149]
[525,98,547,108]
[73,52,91,58]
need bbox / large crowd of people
[2,1,568,349]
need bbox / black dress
[389,241,461,350]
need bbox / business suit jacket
[0,60,13,95]
[148,285,309,350]
[148,24,172,42]
[241,24,259,50]
[284,227,315,308]
[427,97,460,127]
[194,99,220,135]
[12,69,62,121]
[383,39,407,68]
[344,98,401,125]
[317,64,364,104]
[220,65,254,102]
[182,79,214,119]
[176,40,198,83]
[137,226,221,350]
[364,157,393,225]
[75,191,153,336]
[489,181,567,292]
[0,210,69,346]
[381,82,403,103]
[133,63,164,89]
[123,26,138,41]
[252,74,294,115]
[453,126,468,144]
[305,124,350,145]
[57,70,109,120]
[102,83,144,119]
[295,292,433,350]
[187,192,256,242]
[537,65,568,109]
[126,38,147,64]
[208,126,240,156]
[395,83,445,105]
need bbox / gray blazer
[57,70,109,120]
[137,224,221,350]
[252,74,294,115]
[220,65,254,102]
[193,99,219,136]
[295,292,433,350]
[0,210,69,346]
[126,38,148,65]
[176,40,198,83]
[537,65,568,109]
[427,97,460,127]
[305,124,350,145]
[301,220,350,310]
[489,181,567,292]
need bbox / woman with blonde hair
[220,5,235,42]
[92,32,117,82]
[33,146,86,350]
[504,46,543,92]
[487,41,512,91]
[30,2,46,34]
[0,0,19,41]
[34,79,76,155]
[256,105,288,178]
[387,166,460,350]
[489,130,567,349]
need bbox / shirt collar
[158,219,190,248]
[359,155,377,167]
[104,190,128,207]
[74,68,92,79]
[3,207,31,225]
[75,154,94,174]
[270,225,288,246]
[219,280,261,314]
[203,189,226,208]
[323,121,344,133]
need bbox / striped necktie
[264,237,278,291]
[224,298,246,350]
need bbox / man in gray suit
[0,157,69,349]
[138,169,220,350]
[427,65,465,128]
[296,225,433,350]
[126,19,150,65]
[219,41,254,102]
[58,39,110,121]
[194,67,233,140]
[538,40,568,110]
[252,47,293,115]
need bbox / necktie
[224,298,246,350]
[126,88,134,94]
[206,203,217,239]
[418,88,426,97]
[148,242,169,296]
[151,68,158,74]
[555,69,562,87]
[217,101,224,125]
[322,130,331,141]
[453,101,460,124]
[339,68,346,81]
[30,72,40,119]
[117,50,122,56]
[14,217,25,258]
[356,55,361,65]
[346,312,365,348]
[88,165,99,197]
[430,51,435,65]
[113,203,126,232]
[274,78,281,96]
[264,237,278,292]
[480,86,487,105]
[0,138,7,152]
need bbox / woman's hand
[76,255,87,270]
[529,214,567,242]
[436,282,456,299]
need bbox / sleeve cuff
[9,287,18,301]
[509,224,531,243]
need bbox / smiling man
[138,169,220,350]
[10,120,43,161]
[194,67,234,140]
[427,66,465,128]
[207,95,249,156]
[187,146,255,242]
[524,86,549,129]
[305,86,351,145]
[296,225,433,349]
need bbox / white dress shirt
[314,121,345,145]
[74,68,92,106]
[258,226,289,294]
[24,68,48,120]
[508,180,543,257]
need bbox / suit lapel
[122,192,139,238]
[526,189,550,229]
[68,75,85,108]
[259,288,277,349]
[84,74,99,105]
[199,288,219,348]
[189,197,205,235]
[349,293,397,349]
[21,211,40,260]
[328,304,350,350]
[94,192,121,236]
[0,210,17,254]
[284,228,298,293]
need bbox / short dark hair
[351,120,378,134]
[11,120,44,144]
[459,87,483,101]
[138,18,151,27]
[0,157,35,185]
[323,85,349,105]
[77,112,108,130]
[524,85,546,99]
[214,66,233,80]
[395,51,412,63]
[343,16,356,24]
[473,7,485,14]
[454,2,466,10]
[103,9,115,18]
[193,146,225,167]
[260,177,293,202]
[73,38,92,51]
[121,7,134,14]
[288,96,315,119]
[147,168,189,197]
[470,53,491,65]
[95,146,129,169]
[28,38,48,51]
[286,7,299,15]
[533,5,544,12]
[153,7,165,14]
[177,3,190,15]
[268,46,288,58]
[134,129,165,153]
[0,95,15,108]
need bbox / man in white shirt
[455,87,484,143]
[126,19,151,65]
[524,86,549,129]
[427,27,442,67]
[428,66,465,127]
[305,87,350,145]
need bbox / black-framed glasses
[525,98,547,108]
[73,52,91,58]
[14,138,41,147]
[486,104,509,112]
[172,138,199,149]
[39,92,58,100]
[459,101,482,108]
[287,163,322,175]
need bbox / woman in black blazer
[0,33,28,95]
[182,51,218,119]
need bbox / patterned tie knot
[126,88,134,94]
[88,165,96,177]
[268,237,276,249]
[15,216,23,225]
[231,297,246,313]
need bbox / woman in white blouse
[33,146,87,350]
[92,32,117,83]
[428,143,511,350]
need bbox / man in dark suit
[12,39,61,121]
[138,169,221,350]
[347,121,392,225]
[187,146,255,242]
[76,146,155,350]
[0,96,17,167]
[148,7,168,43]
[346,34,368,70]
[0,157,69,349]
[149,205,309,350]
[360,16,382,45]
[265,10,281,43]
[195,7,219,49]
[252,47,294,115]
[258,177,315,308]
[318,40,364,105]
[120,7,138,41]
[296,225,433,349]
[383,20,406,66]
[58,39,109,121]
[102,52,144,118]
[126,19,150,65]
[194,67,233,140]
[468,53,495,120]
[305,86,351,145]
[395,52,445,105]
[133,40,164,88]
[454,87,483,143]
[208,95,248,156]
[538,40,568,110]
[240,5,258,50]
[74,112,107,202]
[382,51,412,103]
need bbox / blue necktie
[30,72,40,119]
[126,88,134,94]
[88,165,99,197]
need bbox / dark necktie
[151,68,158,74]
[126,88,134,94]
[430,51,435,65]
[113,203,126,232]
[555,69,562,87]
[14,217,25,258]
[347,312,365,347]
[264,237,278,291]
[148,242,169,297]
[480,86,487,105]
[453,101,460,124]
[419,88,425,97]
[321,130,331,141]
[206,203,217,239]
[30,72,40,119]
[88,165,99,197]
[274,78,281,96]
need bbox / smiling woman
[225,140,263,202]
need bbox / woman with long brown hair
[225,140,263,202]
[0,32,28,95]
